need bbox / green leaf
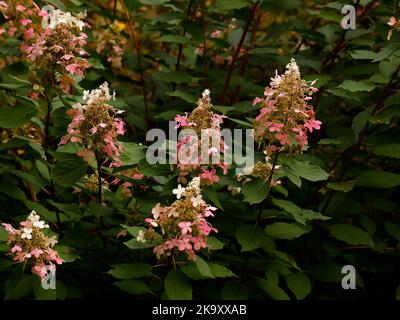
[153,71,192,84]
[5,271,32,300]
[330,224,374,247]
[166,91,197,103]
[156,35,190,44]
[257,278,290,300]
[108,263,153,279]
[227,117,253,128]
[44,0,67,11]
[122,225,145,237]
[352,110,369,137]
[120,142,146,165]
[122,227,156,250]
[265,222,311,240]
[221,280,248,300]
[372,144,400,159]
[282,164,302,188]
[372,42,400,62]
[180,265,207,280]
[55,281,67,300]
[114,279,151,295]
[208,263,236,278]
[202,187,223,209]
[214,0,248,11]
[327,181,355,193]
[195,256,214,278]
[227,28,246,48]
[236,225,275,252]
[356,171,400,188]
[349,50,376,60]
[0,226,8,242]
[56,245,79,263]
[0,83,26,89]
[241,178,270,204]
[88,58,106,70]
[360,215,376,236]
[164,270,192,300]
[284,272,311,300]
[139,0,168,4]
[24,201,58,223]
[124,238,156,249]
[0,104,36,128]
[385,222,400,242]
[308,263,342,283]
[36,160,50,181]
[272,199,329,224]
[338,80,375,92]
[250,47,277,55]
[32,277,56,300]
[303,74,331,88]
[379,60,397,78]
[51,156,88,187]
[309,10,342,23]
[0,179,26,200]
[205,236,224,250]
[288,161,329,182]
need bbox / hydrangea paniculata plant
[138,177,218,261]
[1,211,64,278]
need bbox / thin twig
[230,9,262,105]
[44,88,52,151]
[96,155,103,204]
[200,0,209,88]
[113,0,117,17]
[43,87,61,228]
[218,2,260,105]
[175,0,194,72]
[119,0,150,129]
[293,18,321,55]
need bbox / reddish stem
[119,0,150,130]
[218,2,260,105]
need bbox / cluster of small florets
[60,82,125,167]
[138,177,218,261]
[94,22,126,69]
[253,58,321,155]
[20,8,90,92]
[174,89,228,185]
[387,16,400,40]
[1,211,64,278]
[111,167,145,198]
[194,18,243,66]
[0,1,43,44]
[236,152,281,187]
[1,122,43,144]
[82,173,109,193]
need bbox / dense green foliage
[0,0,400,300]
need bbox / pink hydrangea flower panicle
[140,177,218,261]
[1,210,64,279]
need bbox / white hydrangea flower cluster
[21,210,50,239]
[285,58,300,76]
[47,9,86,31]
[73,82,116,111]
